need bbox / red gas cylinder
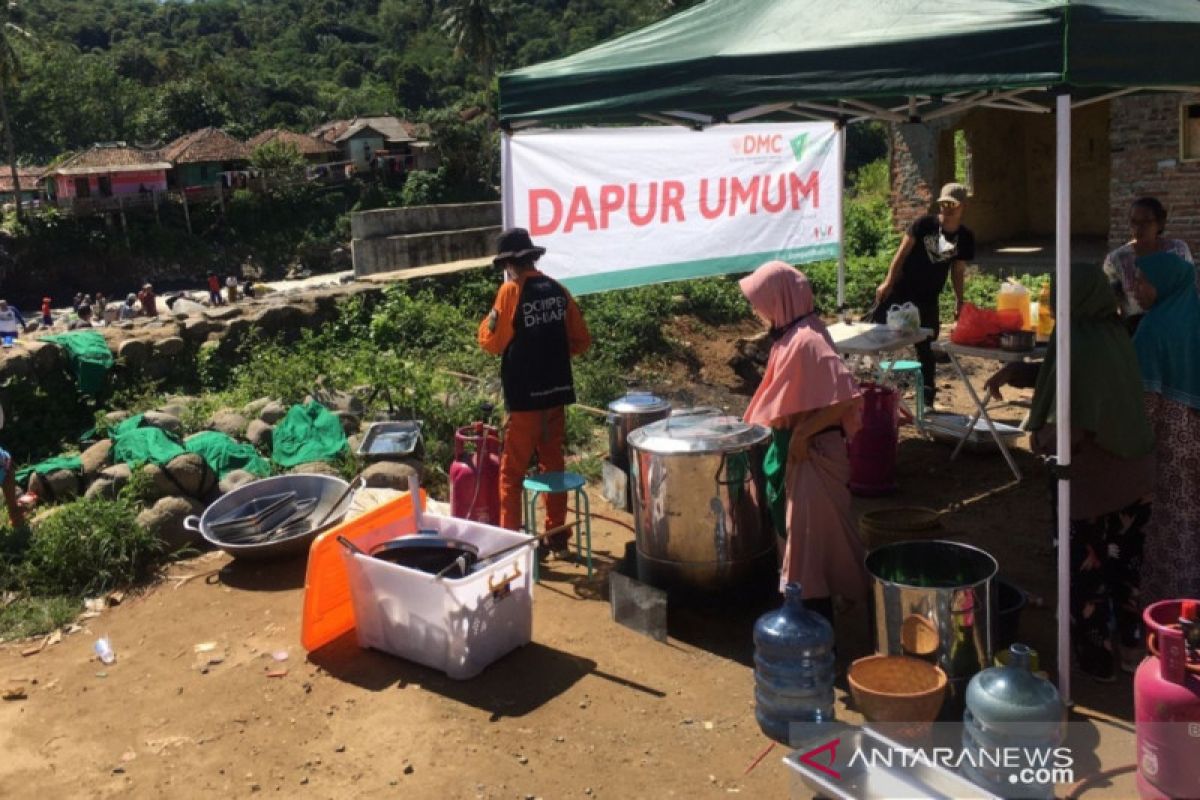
[1135,599,1200,800]
[848,383,898,496]
[449,423,501,525]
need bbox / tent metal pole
[836,121,847,310]
[727,102,795,123]
[501,132,514,228]
[1054,92,1072,706]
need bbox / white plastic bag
[886,302,921,334]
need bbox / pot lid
[628,413,769,454]
[607,391,671,415]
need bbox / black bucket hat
[493,227,546,267]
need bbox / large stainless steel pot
[628,413,774,591]
[866,539,997,714]
[606,391,672,470]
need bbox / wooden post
[181,190,192,235]
[153,190,161,227]
[215,180,225,216]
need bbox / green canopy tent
[501,0,1200,124]
[499,0,1200,704]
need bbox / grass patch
[0,596,80,641]
[19,497,165,599]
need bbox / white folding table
[827,321,933,377]
[932,341,1047,480]
[828,322,933,420]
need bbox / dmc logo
[734,134,784,155]
[789,133,809,162]
[798,737,842,780]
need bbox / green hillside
[8,0,699,162]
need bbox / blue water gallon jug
[962,643,1065,798]
[754,583,836,743]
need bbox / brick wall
[1109,93,1200,256]
[889,120,952,235]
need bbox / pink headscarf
[740,261,861,429]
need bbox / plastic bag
[951,303,1023,347]
[885,302,921,334]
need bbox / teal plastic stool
[878,359,925,423]
[522,471,592,579]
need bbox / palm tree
[0,3,32,223]
[439,0,504,81]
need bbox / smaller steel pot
[606,391,671,470]
[999,330,1035,352]
[370,535,480,576]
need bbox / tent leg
[1055,93,1072,706]
[501,132,514,229]
[836,122,847,311]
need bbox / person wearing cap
[137,283,158,317]
[871,182,975,407]
[478,228,591,554]
[40,296,52,328]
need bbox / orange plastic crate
[300,489,426,652]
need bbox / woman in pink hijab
[740,261,868,620]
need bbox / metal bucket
[628,413,775,592]
[865,540,997,712]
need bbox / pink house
[48,143,170,202]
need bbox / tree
[250,139,307,191]
[439,0,503,81]
[0,3,32,222]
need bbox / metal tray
[209,491,297,533]
[784,723,999,800]
[922,412,1024,453]
[357,421,424,460]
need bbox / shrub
[679,276,751,325]
[21,496,164,598]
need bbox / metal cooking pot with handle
[628,413,774,592]
[606,391,672,470]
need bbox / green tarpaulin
[184,431,270,479]
[41,332,115,396]
[110,414,186,466]
[15,455,83,486]
[500,0,1200,123]
[271,402,348,468]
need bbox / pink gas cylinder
[848,383,898,496]
[1135,599,1200,800]
[449,423,501,525]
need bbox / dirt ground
[0,320,1141,799]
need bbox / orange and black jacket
[478,270,591,411]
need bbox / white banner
[503,122,842,294]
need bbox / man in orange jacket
[478,228,591,555]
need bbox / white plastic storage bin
[341,513,534,679]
